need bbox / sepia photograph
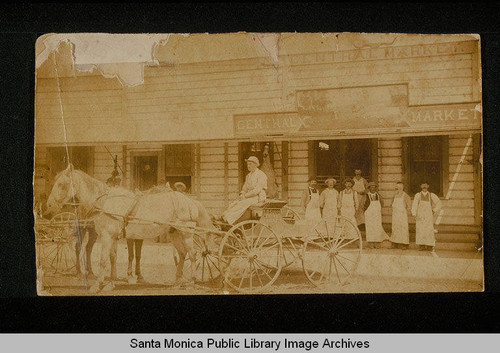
[33,32,483,296]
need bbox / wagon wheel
[280,206,302,268]
[301,216,362,287]
[218,220,282,293]
[42,212,78,274]
[188,233,222,285]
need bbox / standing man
[301,178,322,221]
[222,156,267,225]
[320,178,338,222]
[389,181,412,249]
[364,182,389,248]
[352,169,369,226]
[337,178,360,237]
[411,182,442,251]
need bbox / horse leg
[77,230,89,278]
[134,240,144,282]
[86,229,97,278]
[90,231,112,294]
[171,231,186,283]
[109,238,118,281]
[126,239,135,284]
[102,237,117,292]
[75,231,82,275]
[184,232,197,283]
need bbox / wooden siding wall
[94,145,123,185]
[378,134,475,225]
[35,76,125,144]
[198,142,227,214]
[286,53,474,106]
[287,141,309,213]
[273,143,283,199]
[33,146,48,198]
[35,41,479,145]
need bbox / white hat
[245,156,260,167]
[174,182,187,192]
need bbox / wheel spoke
[254,262,264,287]
[334,255,351,277]
[206,256,219,280]
[201,256,206,280]
[314,228,330,249]
[255,258,279,271]
[335,237,360,251]
[332,256,342,284]
[237,265,250,288]
[233,231,251,252]
[251,227,265,250]
[332,220,347,248]
[255,231,274,252]
[254,260,273,281]
[222,241,247,255]
[249,262,254,290]
[336,253,358,264]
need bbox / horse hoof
[89,283,100,294]
[102,282,115,292]
[128,276,137,284]
[174,277,188,286]
[137,276,146,284]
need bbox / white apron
[353,178,366,225]
[305,190,322,221]
[223,196,260,224]
[340,190,359,238]
[365,194,389,242]
[321,188,338,222]
[390,195,409,245]
[415,194,435,246]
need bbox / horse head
[45,164,79,217]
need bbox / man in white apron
[301,178,322,221]
[352,169,369,226]
[320,178,338,222]
[411,182,442,251]
[389,181,412,249]
[337,178,359,238]
[222,156,267,225]
[364,182,389,248]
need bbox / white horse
[45,165,215,293]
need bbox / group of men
[301,170,442,251]
[222,157,442,252]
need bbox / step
[361,240,479,252]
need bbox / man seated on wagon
[222,156,268,224]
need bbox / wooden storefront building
[34,33,482,237]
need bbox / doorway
[133,155,158,191]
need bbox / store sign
[233,85,481,137]
[288,40,476,66]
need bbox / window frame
[402,135,448,198]
[309,138,378,189]
[162,144,194,192]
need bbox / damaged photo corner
[33,32,483,296]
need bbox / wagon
[35,211,91,274]
[183,200,363,293]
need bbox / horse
[44,165,215,293]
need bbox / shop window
[133,155,159,191]
[408,136,446,196]
[163,144,193,191]
[239,142,275,184]
[313,139,374,187]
